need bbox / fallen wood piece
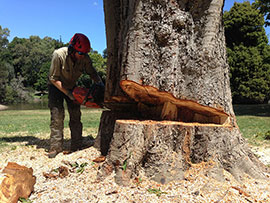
[43,166,69,179]
[0,162,36,203]
[43,172,58,179]
[93,156,106,163]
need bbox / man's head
[68,33,91,56]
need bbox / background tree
[77,49,107,88]
[8,36,63,88]
[90,50,107,82]
[224,1,270,103]
[254,0,270,26]
[0,26,14,103]
[102,48,107,59]
[34,62,51,92]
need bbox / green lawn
[0,104,269,151]
[0,108,102,151]
[233,104,270,145]
[0,108,102,134]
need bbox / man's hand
[67,90,75,100]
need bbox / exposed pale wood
[120,80,228,118]
[120,80,229,124]
[161,102,178,120]
[0,162,36,203]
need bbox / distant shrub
[4,76,33,104]
[264,131,270,140]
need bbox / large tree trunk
[96,0,268,185]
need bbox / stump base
[98,118,267,185]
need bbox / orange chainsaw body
[72,87,101,108]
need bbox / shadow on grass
[233,104,270,117]
[0,135,95,152]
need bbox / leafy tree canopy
[224,1,268,48]
[0,25,9,49]
[254,0,270,26]
[224,1,270,104]
[8,36,63,87]
[77,50,107,88]
[0,26,12,103]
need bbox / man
[48,33,103,158]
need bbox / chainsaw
[72,83,105,108]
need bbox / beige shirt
[49,47,99,89]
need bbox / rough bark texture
[103,0,233,116]
[96,0,268,185]
[103,120,266,185]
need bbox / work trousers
[48,85,82,151]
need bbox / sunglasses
[77,51,88,56]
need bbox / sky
[0,0,264,54]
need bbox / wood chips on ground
[0,145,270,203]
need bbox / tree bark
[96,0,268,185]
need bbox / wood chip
[93,156,106,163]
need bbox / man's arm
[50,79,75,100]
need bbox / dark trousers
[48,85,82,151]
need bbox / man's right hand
[67,90,75,100]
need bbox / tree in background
[224,1,270,103]
[102,48,107,59]
[34,62,50,92]
[254,0,270,26]
[77,50,107,88]
[0,25,10,84]
[0,26,14,103]
[90,50,107,82]
[8,36,65,88]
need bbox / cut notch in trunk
[119,80,229,125]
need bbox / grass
[233,104,270,146]
[0,104,269,151]
[0,108,102,134]
[0,107,102,151]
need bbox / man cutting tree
[47,33,104,158]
